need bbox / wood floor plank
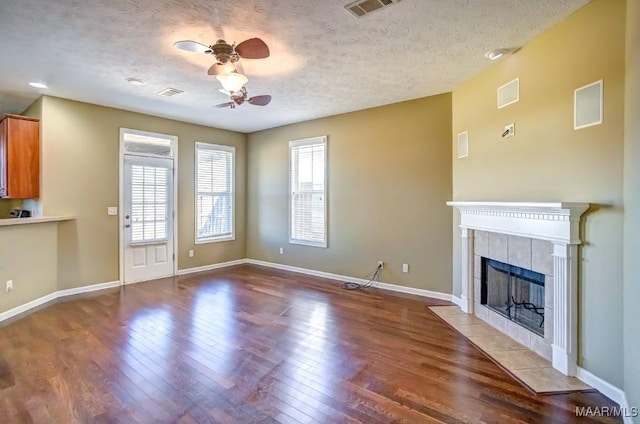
[0,264,623,423]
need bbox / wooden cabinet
[0,114,40,199]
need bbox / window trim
[118,128,179,285]
[288,136,328,248]
[194,142,236,244]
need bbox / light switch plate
[108,207,118,216]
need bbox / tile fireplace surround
[447,202,590,377]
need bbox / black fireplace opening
[480,258,545,337]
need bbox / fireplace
[481,258,545,337]
[447,201,590,376]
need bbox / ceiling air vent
[345,0,402,18]
[158,88,184,97]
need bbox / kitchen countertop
[0,216,75,226]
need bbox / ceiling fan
[174,37,270,75]
[214,87,271,109]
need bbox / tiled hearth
[430,305,592,393]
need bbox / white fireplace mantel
[447,201,590,377]
[447,201,589,244]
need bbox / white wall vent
[574,80,603,130]
[497,78,519,109]
[158,88,184,97]
[345,0,402,18]
[457,131,469,158]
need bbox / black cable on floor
[342,264,382,290]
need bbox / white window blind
[130,165,169,243]
[195,143,235,243]
[289,136,327,247]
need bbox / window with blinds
[195,143,235,243]
[289,136,327,247]
[130,165,169,243]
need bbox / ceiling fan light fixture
[216,73,248,93]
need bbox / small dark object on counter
[9,209,31,218]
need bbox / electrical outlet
[377,261,384,270]
[107,206,118,216]
[6,280,13,293]
[402,264,409,273]
[188,250,194,258]
[279,247,284,255]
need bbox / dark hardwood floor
[0,264,621,423]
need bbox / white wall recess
[457,131,469,158]
[498,78,519,109]
[574,80,603,130]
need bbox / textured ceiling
[0,0,589,133]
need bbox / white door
[123,155,174,284]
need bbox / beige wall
[40,96,247,289]
[0,100,56,317]
[0,223,57,314]
[624,0,640,417]
[452,0,625,387]
[247,94,453,293]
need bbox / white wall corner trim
[0,280,121,324]
[576,367,632,422]
[245,259,454,302]
[177,259,247,276]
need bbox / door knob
[125,215,130,219]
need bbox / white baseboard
[0,292,59,323]
[1,259,455,325]
[57,280,121,297]
[245,259,454,302]
[577,367,630,415]
[373,280,453,301]
[177,259,246,276]
[451,295,464,308]
[0,280,120,324]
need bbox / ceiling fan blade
[207,62,237,75]
[214,102,234,108]
[248,95,272,106]
[235,38,270,59]
[174,40,210,53]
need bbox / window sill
[289,239,327,248]
[196,236,235,244]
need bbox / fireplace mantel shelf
[447,201,590,245]
[446,201,589,212]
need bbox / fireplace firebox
[480,258,546,337]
